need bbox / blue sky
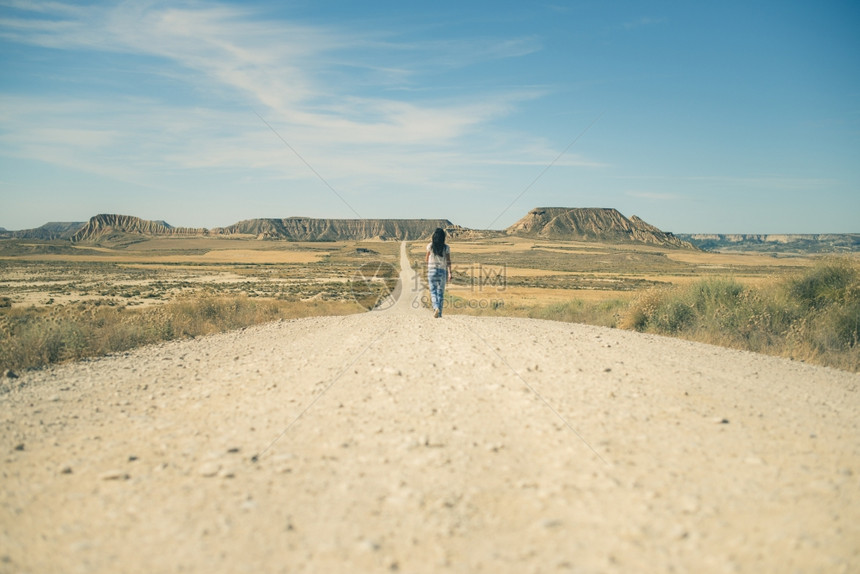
[1,1,858,233]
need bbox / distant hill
[679,233,860,254]
[9,210,853,253]
[70,214,206,243]
[211,218,469,241]
[2,221,86,240]
[506,207,694,249]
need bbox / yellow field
[0,237,395,310]
[664,250,818,267]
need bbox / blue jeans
[428,268,447,314]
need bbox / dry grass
[0,296,362,372]
[443,293,629,329]
[619,259,860,371]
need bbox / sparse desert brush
[0,295,361,372]
[151,295,313,337]
[786,257,859,310]
[617,258,859,371]
[783,258,860,369]
[621,278,783,348]
[619,288,669,331]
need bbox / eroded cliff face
[70,214,206,242]
[679,233,860,253]
[506,208,694,249]
[64,214,470,243]
[210,218,468,241]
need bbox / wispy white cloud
[1,1,540,138]
[0,0,603,216]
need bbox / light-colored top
[426,242,450,272]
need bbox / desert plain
[1,237,858,573]
[0,233,821,312]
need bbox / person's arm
[445,250,452,281]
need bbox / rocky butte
[506,207,695,249]
[70,214,206,243]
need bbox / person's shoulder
[426,242,432,250]
[445,244,450,253]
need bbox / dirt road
[2,242,858,573]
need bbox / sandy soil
[1,243,858,573]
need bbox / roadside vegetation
[448,258,859,372]
[632,259,860,372]
[0,296,362,373]
[619,257,859,372]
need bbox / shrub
[788,258,858,310]
[616,260,859,371]
[783,259,860,368]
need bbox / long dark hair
[431,228,446,257]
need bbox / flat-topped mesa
[70,214,206,243]
[210,218,468,241]
[506,207,695,249]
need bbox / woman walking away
[426,228,452,318]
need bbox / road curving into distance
[2,242,858,573]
